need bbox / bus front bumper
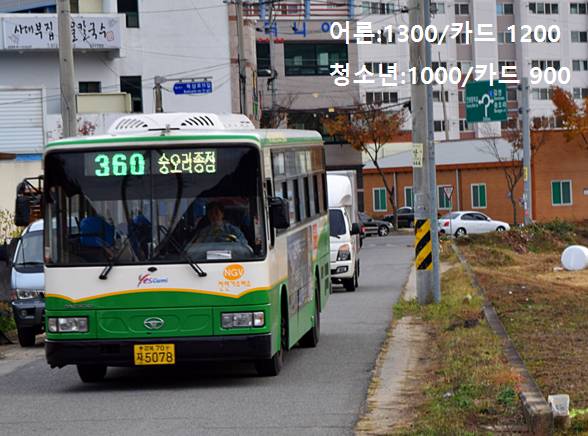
[45,334,272,368]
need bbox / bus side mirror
[350,223,360,236]
[15,197,31,227]
[269,197,290,229]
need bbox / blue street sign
[173,81,213,95]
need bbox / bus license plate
[133,344,175,365]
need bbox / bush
[0,301,15,333]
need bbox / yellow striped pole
[415,219,433,271]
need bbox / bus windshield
[45,145,266,266]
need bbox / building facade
[353,0,588,141]
[363,132,588,224]
[0,0,249,210]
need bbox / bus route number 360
[133,344,176,365]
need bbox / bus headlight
[47,317,88,333]
[15,289,42,300]
[221,311,265,328]
[337,244,351,261]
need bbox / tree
[324,104,405,229]
[261,94,298,129]
[480,117,547,225]
[551,86,588,147]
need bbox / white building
[354,0,588,141]
[0,0,240,210]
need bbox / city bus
[43,113,331,382]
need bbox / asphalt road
[0,234,413,436]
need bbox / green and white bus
[43,113,331,382]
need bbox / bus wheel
[255,303,286,376]
[77,364,107,383]
[17,327,36,347]
[299,283,320,348]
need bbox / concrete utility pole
[267,3,277,124]
[235,0,248,115]
[409,0,440,304]
[520,77,533,225]
[57,0,77,137]
[154,76,164,113]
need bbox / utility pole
[267,3,277,125]
[409,0,440,304]
[154,76,164,113]
[521,77,532,225]
[235,0,248,115]
[57,0,77,137]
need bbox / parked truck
[327,171,361,292]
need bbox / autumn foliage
[324,106,405,228]
[551,86,588,146]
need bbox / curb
[452,242,554,436]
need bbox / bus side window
[312,175,320,217]
[303,177,311,219]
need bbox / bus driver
[195,202,249,246]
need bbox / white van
[328,174,361,292]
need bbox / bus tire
[255,293,287,376]
[77,364,107,383]
[299,280,320,348]
[17,327,36,347]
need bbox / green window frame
[551,180,573,206]
[284,42,348,76]
[373,188,387,212]
[404,186,413,208]
[471,184,487,208]
[437,186,452,210]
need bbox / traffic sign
[173,81,213,95]
[443,186,454,202]
[465,81,507,123]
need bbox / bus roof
[45,113,323,152]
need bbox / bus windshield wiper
[157,226,207,277]
[99,238,132,280]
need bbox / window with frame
[573,88,588,99]
[373,188,387,212]
[434,120,446,132]
[79,81,101,93]
[256,42,271,76]
[284,42,348,76]
[117,0,139,28]
[496,3,514,14]
[431,2,445,14]
[437,186,452,209]
[120,76,143,113]
[497,32,514,44]
[507,87,517,101]
[432,90,449,102]
[459,119,472,132]
[454,2,469,15]
[552,180,572,205]
[531,60,561,70]
[573,60,588,71]
[431,61,447,71]
[570,2,588,14]
[572,31,588,42]
[404,186,413,208]
[456,33,468,44]
[532,88,553,100]
[471,184,487,208]
[529,2,559,14]
[365,91,398,105]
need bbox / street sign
[443,186,454,202]
[465,81,507,123]
[173,81,213,95]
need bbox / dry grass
[458,221,588,433]
[393,265,524,435]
